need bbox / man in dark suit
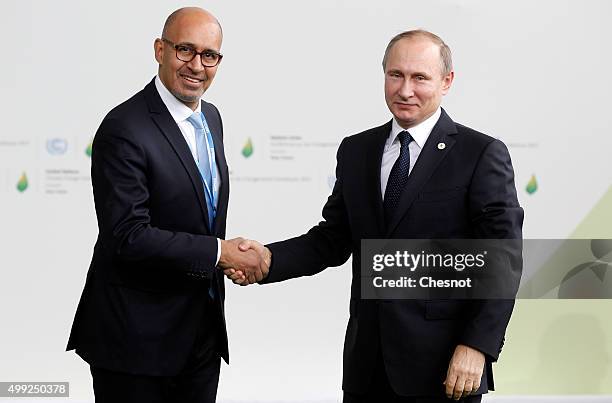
[67,7,267,403]
[228,30,523,402]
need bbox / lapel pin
[437,142,446,150]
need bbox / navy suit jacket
[265,109,523,397]
[67,78,230,375]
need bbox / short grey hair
[382,29,453,76]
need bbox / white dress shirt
[380,107,442,198]
[155,76,222,265]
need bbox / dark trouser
[91,295,222,403]
[91,352,220,403]
[343,347,482,403]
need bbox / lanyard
[197,112,218,217]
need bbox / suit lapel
[144,80,212,231]
[367,121,391,236]
[385,109,458,237]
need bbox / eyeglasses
[161,38,223,67]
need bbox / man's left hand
[443,344,485,400]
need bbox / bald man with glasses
[67,7,268,403]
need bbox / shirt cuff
[215,238,222,266]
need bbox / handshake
[217,238,271,285]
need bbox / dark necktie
[384,130,413,225]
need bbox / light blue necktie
[187,112,216,230]
[187,111,218,299]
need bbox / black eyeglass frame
[161,38,223,67]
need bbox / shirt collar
[155,75,201,124]
[388,107,442,149]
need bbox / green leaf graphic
[85,141,93,157]
[242,137,254,158]
[16,172,28,192]
[526,174,538,194]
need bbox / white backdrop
[1,0,612,401]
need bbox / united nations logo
[46,138,68,155]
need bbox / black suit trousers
[91,354,220,403]
[343,329,482,403]
[91,297,222,403]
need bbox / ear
[441,71,454,95]
[154,38,164,65]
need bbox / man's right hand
[218,238,267,283]
[223,239,271,286]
